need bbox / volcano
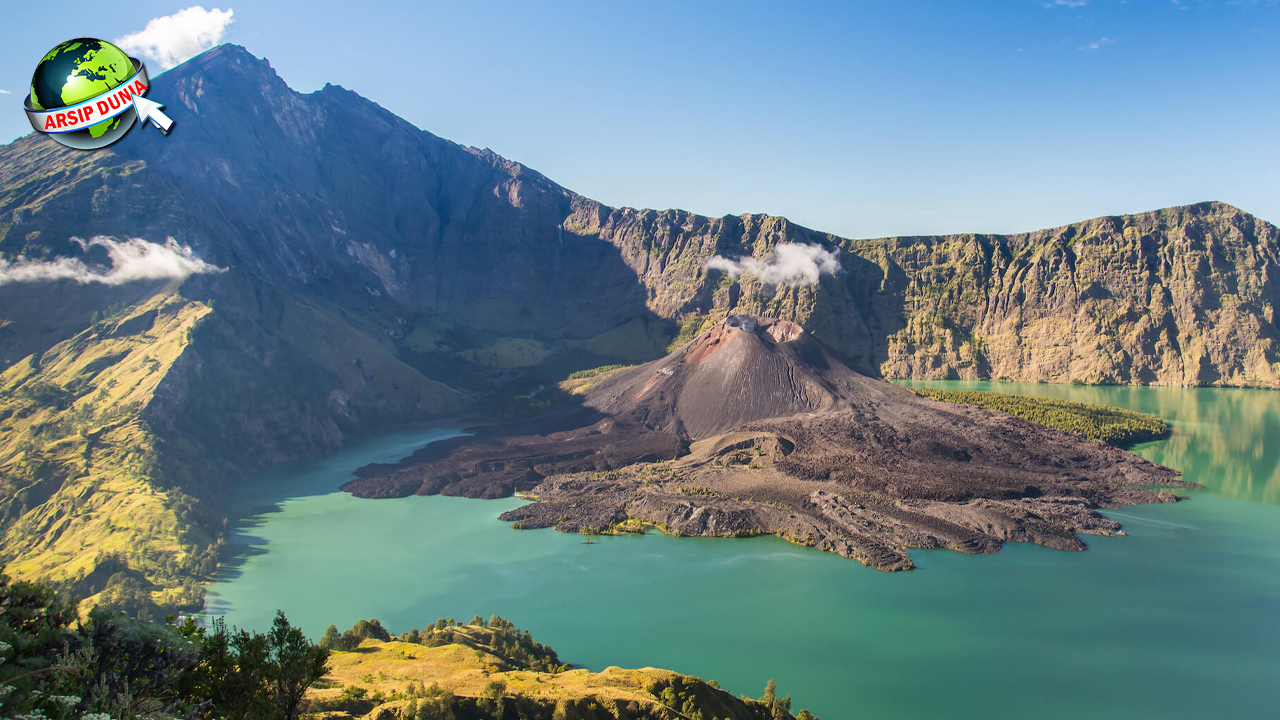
[581,314,889,439]
[344,315,1191,570]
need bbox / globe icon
[28,38,139,150]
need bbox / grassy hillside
[910,388,1170,447]
[313,617,818,720]
[0,280,472,618]
[0,289,214,613]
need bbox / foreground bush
[0,571,327,720]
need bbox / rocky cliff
[575,201,1280,387]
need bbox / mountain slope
[0,290,214,610]
[0,279,468,613]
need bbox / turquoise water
[206,385,1280,720]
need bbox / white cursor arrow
[132,95,174,134]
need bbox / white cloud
[115,6,235,70]
[0,89,11,95]
[1048,0,1088,7]
[705,243,841,286]
[1079,36,1115,50]
[0,237,224,286]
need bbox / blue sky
[2,1,1277,238]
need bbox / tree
[419,683,457,720]
[267,610,330,720]
[318,624,342,650]
[761,679,777,705]
[0,574,213,720]
[0,569,338,720]
[79,609,203,718]
[336,631,362,651]
[193,616,273,720]
[350,618,391,641]
[481,679,506,715]
[0,574,79,671]
[758,679,792,720]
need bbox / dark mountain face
[2,45,651,344]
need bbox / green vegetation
[455,338,554,369]
[566,364,629,380]
[568,316,674,364]
[667,314,714,352]
[0,569,327,720]
[680,486,728,499]
[312,620,821,720]
[559,365,636,396]
[911,388,1170,447]
[0,294,222,619]
[607,518,648,534]
[321,615,568,674]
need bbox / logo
[24,38,173,151]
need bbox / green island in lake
[908,388,1171,447]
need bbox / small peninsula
[345,316,1195,570]
[908,388,1171,447]
[314,616,817,720]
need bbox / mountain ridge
[3,46,1276,389]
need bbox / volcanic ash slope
[345,315,1194,570]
